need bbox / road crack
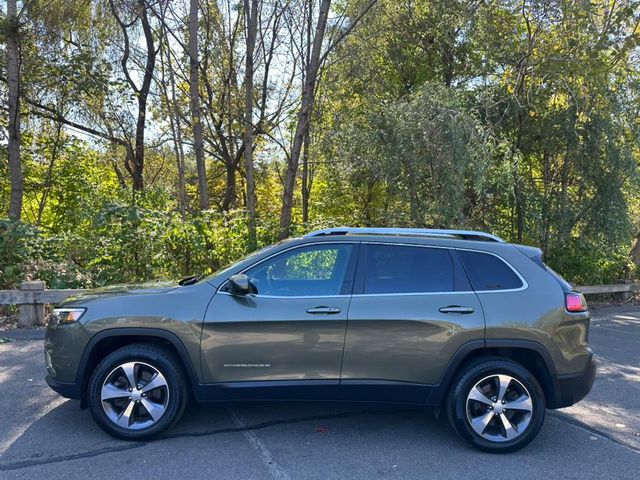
[0,408,411,472]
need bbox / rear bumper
[46,375,81,400]
[550,355,596,408]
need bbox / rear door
[341,243,484,403]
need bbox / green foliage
[0,220,37,288]
[0,205,283,289]
[312,0,640,283]
[0,220,92,289]
[316,83,495,227]
[545,239,637,286]
[2,0,640,289]
[0,135,282,289]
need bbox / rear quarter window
[458,250,523,291]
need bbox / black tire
[87,343,189,440]
[446,357,546,453]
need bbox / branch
[319,0,378,65]
[24,98,128,146]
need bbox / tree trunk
[161,31,187,219]
[513,157,524,244]
[405,159,422,226]
[189,0,209,210]
[630,233,640,274]
[243,0,258,249]
[511,112,526,244]
[222,161,236,212]
[301,125,311,224]
[279,0,331,239]
[36,123,63,225]
[108,0,157,191]
[132,0,157,191]
[441,29,455,88]
[7,0,22,220]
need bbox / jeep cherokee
[45,227,596,452]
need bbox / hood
[61,281,179,304]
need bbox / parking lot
[0,304,638,479]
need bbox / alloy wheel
[465,374,533,442]
[100,361,170,430]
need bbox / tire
[446,357,546,453]
[87,343,189,440]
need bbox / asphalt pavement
[0,305,638,479]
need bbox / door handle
[439,305,475,314]
[306,306,341,315]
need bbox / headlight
[51,308,86,325]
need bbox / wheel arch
[77,328,199,409]
[431,339,558,408]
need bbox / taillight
[565,292,588,312]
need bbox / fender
[76,327,201,407]
[427,338,557,405]
[484,339,557,375]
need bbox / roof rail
[304,227,505,243]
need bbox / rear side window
[458,250,523,291]
[364,245,454,294]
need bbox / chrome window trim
[351,291,475,298]
[217,291,351,299]
[216,241,357,298]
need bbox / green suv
[45,228,595,452]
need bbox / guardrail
[1,280,639,328]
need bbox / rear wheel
[87,343,188,440]
[446,358,545,453]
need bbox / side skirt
[193,379,442,405]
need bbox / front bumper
[551,355,597,408]
[46,375,81,400]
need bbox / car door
[341,242,485,403]
[200,242,358,400]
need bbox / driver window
[246,244,353,297]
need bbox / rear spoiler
[515,244,573,292]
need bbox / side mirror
[228,274,253,296]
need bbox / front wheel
[446,358,546,453]
[87,343,189,440]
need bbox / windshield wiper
[178,274,205,286]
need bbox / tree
[278,0,330,239]
[278,0,378,239]
[6,0,22,220]
[243,0,259,249]
[197,0,293,213]
[108,0,160,191]
[158,16,187,218]
[189,0,209,210]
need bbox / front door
[201,242,357,400]
[341,243,485,403]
